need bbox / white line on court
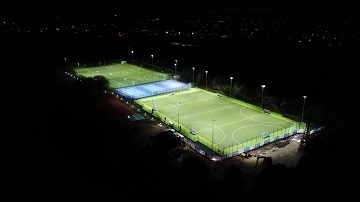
[239,107,289,124]
[231,123,284,143]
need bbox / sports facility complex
[74,61,306,161]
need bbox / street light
[64,57,67,71]
[124,78,127,96]
[230,77,233,97]
[174,63,177,76]
[132,81,135,99]
[175,60,177,74]
[131,50,134,60]
[212,119,215,150]
[261,85,266,109]
[152,91,155,110]
[302,96,307,123]
[192,67,195,84]
[77,62,79,68]
[177,102,180,131]
[205,70,208,90]
[151,54,153,65]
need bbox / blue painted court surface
[114,80,190,99]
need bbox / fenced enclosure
[74,62,171,89]
[136,88,305,157]
[114,80,191,99]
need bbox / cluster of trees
[70,74,110,97]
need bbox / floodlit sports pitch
[137,88,304,156]
[75,63,171,89]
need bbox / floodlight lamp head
[262,85,266,88]
[230,77,233,80]
[303,96,307,99]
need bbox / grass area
[137,88,304,155]
[74,63,171,89]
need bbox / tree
[70,75,110,98]
[250,163,294,200]
[236,83,255,102]
[222,164,247,191]
[178,156,212,183]
[211,74,227,92]
[196,71,206,87]
[231,78,245,98]
[93,75,110,92]
[181,67,193,83]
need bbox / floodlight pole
[302,96,307,123]
[205,71,208,90]
[124,78,127,96]
[230,77,233,97]
[177,102,180,131]
[64,57,67,71]
[174,63,177,77]
[174,60,178,77]
[261,85,266,109]
[192,67,195,84]
[152,91,155,110]
[132,81,135,100]
[131,50,134,60]
[212,119,215,150]
[151,54,153,65]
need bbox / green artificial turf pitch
[137,88,302,154]
[75,63,171,89]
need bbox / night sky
[2,0,359,18]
